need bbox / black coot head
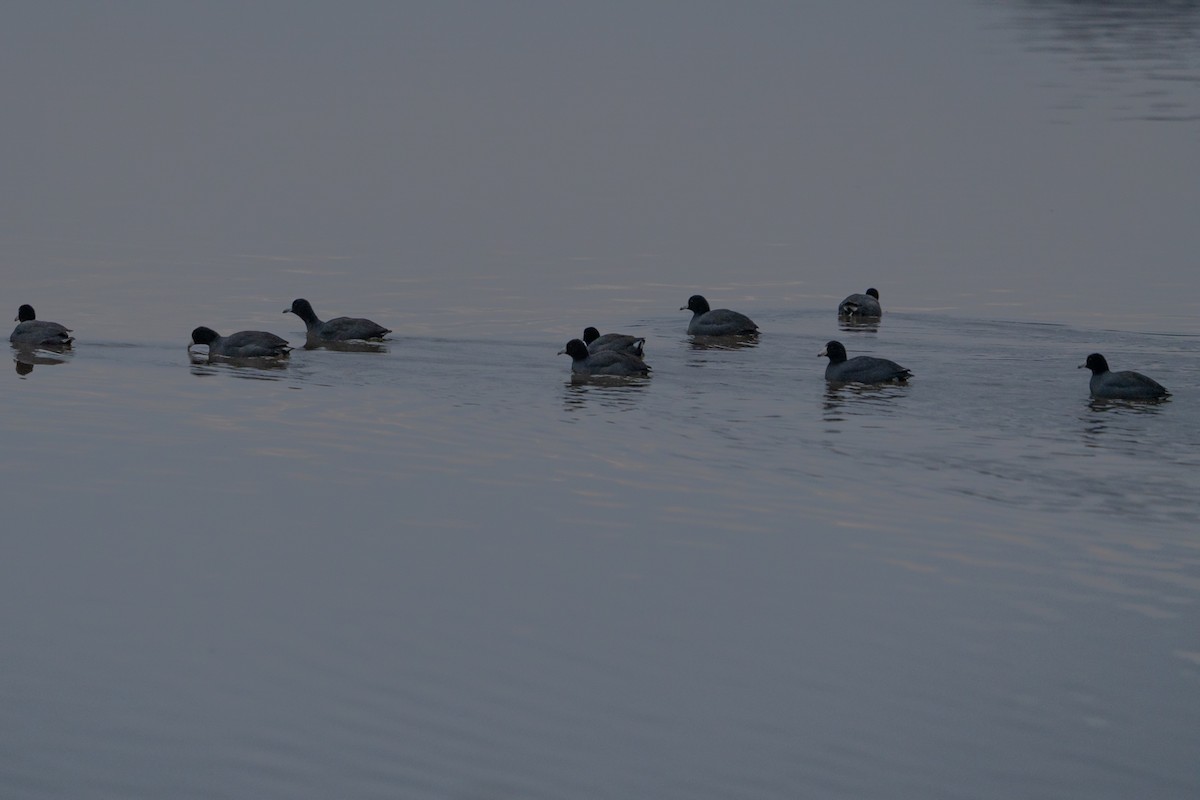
[558,339,590,360]
[191,326,219,345]
[1080,353,1109,374]
[819,341,848,361]
[285,298,317,319]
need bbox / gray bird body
[1080,353,1169,400]
[583,326,645,357]
[559,338,650,376]
[285,298,390,342]
[190,326,291,359]
[10,305,73,348]
[838,288,882,318]
[681,295,758,336]
[820,340,910,384]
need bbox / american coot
[819,340,911,384]
[582,326,646,357]
[680,295,759,336]
[1079,353,1169,400]
[189,327,292,359]
[10,304,74,348]
[559,339,651,377]
[838,288,882,318]
[284,298,391,343]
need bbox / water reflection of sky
[997,0,1200,121]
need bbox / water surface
[2,2,1198,799]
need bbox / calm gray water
[3,3,1199,799]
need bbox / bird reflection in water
[687,335,759,352]
[1086,396,1170,414]
[838,317,880,334]
[188,350,290,380]
[12,345,71,376]
[1081,398,1168,450]
[562,375,650,414]
[14,354,68,376]
[301,340,389,353]
[822,383,909,421]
